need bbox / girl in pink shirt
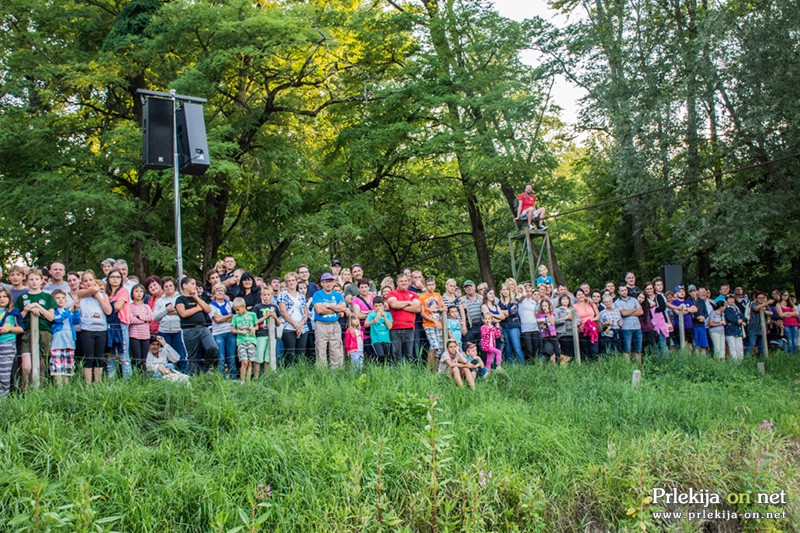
[480,313,503,372]
[129,284,154,370]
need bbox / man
[557,284,576,305]
[344,264,377,299]
[579,282,591,297]
[714,283,731,305]
[387,274,421,362]
[43,261,69,294]
[296,265,318,297]
[734,286,749,306]
[175,277,218,374]
[745,291,772,356]
[476,282,488,298]
[515,183,546,231]
[604,280,616,300]
[624,272,641,299]
[330,259,342,281]
[220,256,238,287]
[113,259,137,295]
[408,270,426,357]
[311,273,347,368]
[614,285,643,364]
[688,285,710,355]
[462,280,484,347]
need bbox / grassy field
[1,353,799,532]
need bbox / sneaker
[537,224,547,230]
[527,224,534,230]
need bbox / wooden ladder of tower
[507,226,564,285]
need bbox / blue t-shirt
[535,275,554,286]
[366,311,392,343]
[311,290,344,323]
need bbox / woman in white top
[78,270,112,384]
[153,276,186,360]
[278,272,309,365]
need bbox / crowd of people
[0,253,797,394]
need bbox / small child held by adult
[344,314,364,371]
[480,313,503,373]
[146,336,188,382]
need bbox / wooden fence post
[759,309,769,358]
[31,315,40,389]
[268,317,277,372]
[571,309,581,364]
[678,309,686,350]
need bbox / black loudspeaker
[661,264,683,292]
[142,98,174,169]
[176,103,210,175]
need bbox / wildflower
[488,471,493,479]
[480,476,487,486]
[758,420,773,432]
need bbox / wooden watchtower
[507,226,564,285]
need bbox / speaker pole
[170,90,183,280]
[137,89,207,280]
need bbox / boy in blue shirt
[365,296,393,363]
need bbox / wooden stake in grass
[632,369,641,388]
[757,362,765,375]
[31,315,40,389]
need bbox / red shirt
[387,289,419,329]
[518,192,536,212]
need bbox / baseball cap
[465,342,476,351]
[330,259,342,267]
[687,284,697,291]
[463,280,475,287]
[674,285,684,292]
[320,272,335,281]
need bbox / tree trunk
[463,185,494,289]
[201,184,230,273]
[259,238,292,278]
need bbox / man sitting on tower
[516,183,547,231]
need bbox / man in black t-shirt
[175,277,218,374]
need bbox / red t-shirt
[387,289,419,329]
[518,192,536,212]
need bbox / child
[365,296,393,363]
[480,313,503,373]
[446,305,462,345]
[230,297,257,381]
[15,268,56,389]
[536,299,567,365]
[253,286,281,378]
[599,294,623,355]
[438,339,478,388]
[0,287,24,396]
[50,290,79,386]
[463,342,486,378]
[128,284,154,371]
[344,314,364,371]
[146,335,188,382]
[535,265,554,287]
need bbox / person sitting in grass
[146,335,188,382]
[463,342,486,378]
[438,339,478,388]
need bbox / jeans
[501,325,524,364]
[620,329,643,353]
[657,333,669,357]
[159,331,187,372]
[281,330,309,365]
[372,342,391,363]
[182,327,218,375]
[106,324,132,380]
[744,332,764,356]
[214,332,238,379]
[391,328,415,362]
[600,331,619,354]
[784,325,798,354]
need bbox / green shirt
[15,291,56,333]
[231,312,257,345]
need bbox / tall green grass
[1,352,798,531]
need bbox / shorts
[21,330,53,357]
[50,348,75,377]
[424,327,442,352]
[237,342,257,362]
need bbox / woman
[380,276,395,292]
[66,271,81,310]
[351,279,375,355]
[498,283,524,364]
[340,268,354,294]
[776,291,798,354]
[78,270,112,384]
[237,272,261,310]
[554,294,575,358]
[105,268,132,379]
[153,276,187,369]
[208,282,237,379]
[278,272,310,365]
[504,278,521,302]
[574,289,600,360]
[707,300,727,359]
[644,281,670,356]
[145,276,163,336]
[480,288,503,324]
[518,284,540,361]
[637,291,656,351]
